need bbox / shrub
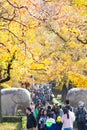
[2,116,22,122]
[21,116,27,130]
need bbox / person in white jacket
[62,107,75,130]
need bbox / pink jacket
[62,110,75,129]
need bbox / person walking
[45,113,60,130]
[85,113,87,130]
[29,102,35,113]
[26,107,37,130]
[76,101,87,130]
[62,107,75,130]
[56,115,62,130]
[63,99,73,112]
[38,109,47,130]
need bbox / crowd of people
[26,92,87,130]
[30,84,53,105]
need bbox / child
[46,113,60,130]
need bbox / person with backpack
[38,109,47,130]
[76,101,87,130]
[46,113,60,130]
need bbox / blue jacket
[46,118,60,130]
[46,123,60,130]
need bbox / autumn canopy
[0,0,87,89]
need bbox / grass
[21,116,38,130]
[0,122,21,130]
[0,121,77,130]
[0,116,37,130]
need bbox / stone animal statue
[1,88,31,116]
[66,88,87,109]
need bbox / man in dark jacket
[63,99,73,112]
[26,107,37,130]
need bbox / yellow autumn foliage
[0,0,87,89]
[1,83,11,88]
[73,0,87,6]
[30,63,45,70]
[67,42,82,48]
[68,72,87,88]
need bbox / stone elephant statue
[66,88,87,110]
[1,88,31,116]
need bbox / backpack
[39,118,46,129]
[77,106,86,122]
[56,116,62,123]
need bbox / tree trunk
[61,83,68,102]
[0,87,2,123]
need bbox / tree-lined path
[0,0,87,127]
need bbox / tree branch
[77,36,87,44]
[0,52,16,83]
[46,24,68,43]
[7,0,47,22]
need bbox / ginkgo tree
[0,0,87,112]
[0,0,87,87]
